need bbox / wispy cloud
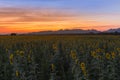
[0,7,77,23]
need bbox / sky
[0,0,120,34]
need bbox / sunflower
[80,62,85,70]
[9,54,14,64]
[16,70,19,77]
[106,53,111,60]
[111,52,116,59]
[70,50,77,60]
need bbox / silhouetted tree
[10,33,17,36]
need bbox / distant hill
[27,29,101,35]
[105,28,120,33]
[16,28,120,35]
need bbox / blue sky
[1,0,120,13]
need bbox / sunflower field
[0,35,120,80]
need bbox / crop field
[0,35,120,80]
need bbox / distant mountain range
[105,28,120,33]
[25,28,120,35]
[27,29,100,35]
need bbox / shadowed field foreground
[0,35,120,80]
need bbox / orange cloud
[0,7,77,23]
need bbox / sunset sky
[0,0,120,34]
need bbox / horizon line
[0,27,120,35]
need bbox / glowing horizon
[0,0,120,34]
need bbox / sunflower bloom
[28,55,31,62]
[80,62,87,76]
[9,54,14,64]
[106,53,111,60]
[91,51,97,58]
[53,44,57,50]
[16,70,19,77]
[19,51,24,57]
[51,64,55,72]
[111,52,116,59]
[70,50,77,60]
[80,62,86,70]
